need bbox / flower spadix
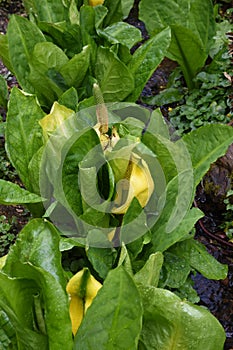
[66,268,102,335]
[93,83,154,214]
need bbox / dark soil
[0,0,30,249]
[0,1,233,349]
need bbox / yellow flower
[112,153,154,214]
[89,0,104,6]
[66,268,102,335]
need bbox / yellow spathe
[66,268,102,335]
[89,0,104,6]
[112,153,154,214]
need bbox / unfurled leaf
[37,21,83,57]
[163,251,191,288]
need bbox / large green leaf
[139,287,225,349]
[98,22,142,49]
[74,267,143,349]
[169,239,228,280]
[167,26,207,89]
[7,15,45,92]
[4,219,67,290]
[60,45,91,88]
[139,0,215,88]
[22,0,69,22]
[181,124,233,188]
[139,0,189,34]
[162,251,191,289]
[3,219,73,350]
[143,122,233,260]
[6,88,45,193]
[126,27,171,102]
[186,0,216,50]
[0,179,43,205]
[142,135,194,236]
[95,46,134,102]
[28,42,69,107]
[151,206,203,252]
[139,0,215,43]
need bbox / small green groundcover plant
[0,215,17,256]
[141,9,233,136]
